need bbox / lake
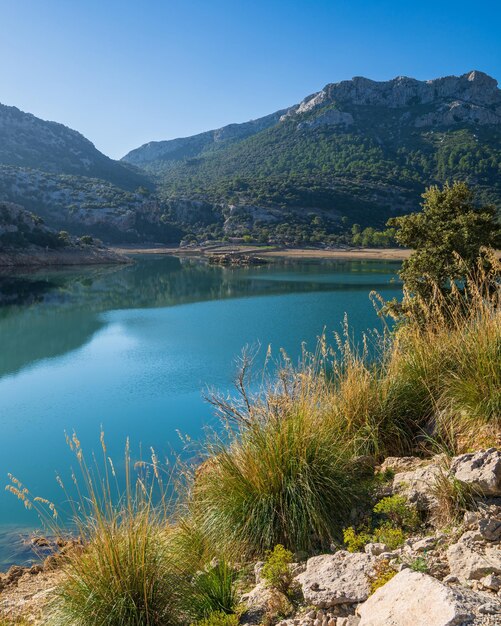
[0,255,402,567]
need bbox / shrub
[367,559,397,594]
[409,556,428,573]
[371,524,406,550]
[51,510,181,626]
[193,612,240,626]
[343,526,372,553]
[261,545,296,597]
[429,469,479,528]
[373,495,420,531]
[8,435,187,626]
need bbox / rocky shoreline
[2,449,500,625]
[0,245,131,268]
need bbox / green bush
[409,556,428,573]
[261,545,295,597]
[343,526,372,553]
[373,495,420,531]
[193,612,240,626]
[371,524,406,550]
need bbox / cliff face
[282,70,501,128]
[291,71,499,112]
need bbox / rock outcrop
[451,449,501,496]
[296,552,374,607]
[357,569,485,626]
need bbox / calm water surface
[0,255,401,567]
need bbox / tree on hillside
[387,181,500,299]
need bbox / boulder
[450,449,501,496]
[481,573,501,591]
[378,457,430,474]
[296,552,374,607]
[392,463,443,510]
[241,582,292,624]
[447,530,501,580]
[364,543,388,557]
[357,569,481,626]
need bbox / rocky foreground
[2,449,501,625]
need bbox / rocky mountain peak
[281,70,501,129]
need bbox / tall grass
[5,252,499,621]
[191,401,364,557]
[189,252,500,555]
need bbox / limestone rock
[450,449,501,496]
[378,457,430,474]
[364,543,387,557]
[357,569,481,626]
[241,582,293,624]
[481,573,501,591]
[296,552,374,607]
[446,530,501,580]
[392,462,443,510]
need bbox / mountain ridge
[122,70,501,167]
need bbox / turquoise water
[0,255,401,567]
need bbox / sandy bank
[111,244,412,261]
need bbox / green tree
[388,182,500,298]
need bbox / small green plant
[193,611,240,626]
[261,545,295,597]
[373,495,420,531]
[409,556,428,573]
[343,526,372,553]
[367,559,397,594]
[371,523,406,550]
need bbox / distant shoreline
[0,246,131,268]
[111,244,413,261]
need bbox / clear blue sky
[1,0,500,158]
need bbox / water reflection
[0,256,400,379]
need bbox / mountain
[0,105,185,243]
[123,109,288,168]
[123,70,501,244]
[0,103,147,190]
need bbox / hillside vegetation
[124,71,501,245]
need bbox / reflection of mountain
[0,257,401,378]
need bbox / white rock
[478,602,500,614]
[254,561,265,584]
[357,569,480,626]
[447,530,501,580]
[241,582,292,623]
[411,536,438,552]
[364,543,388,557]
[443,575,459,584]
[481,573,501,591]
[478,514,501,542]
[451,448,501,496]
[392,463,443,510]
[296,552,374,607]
